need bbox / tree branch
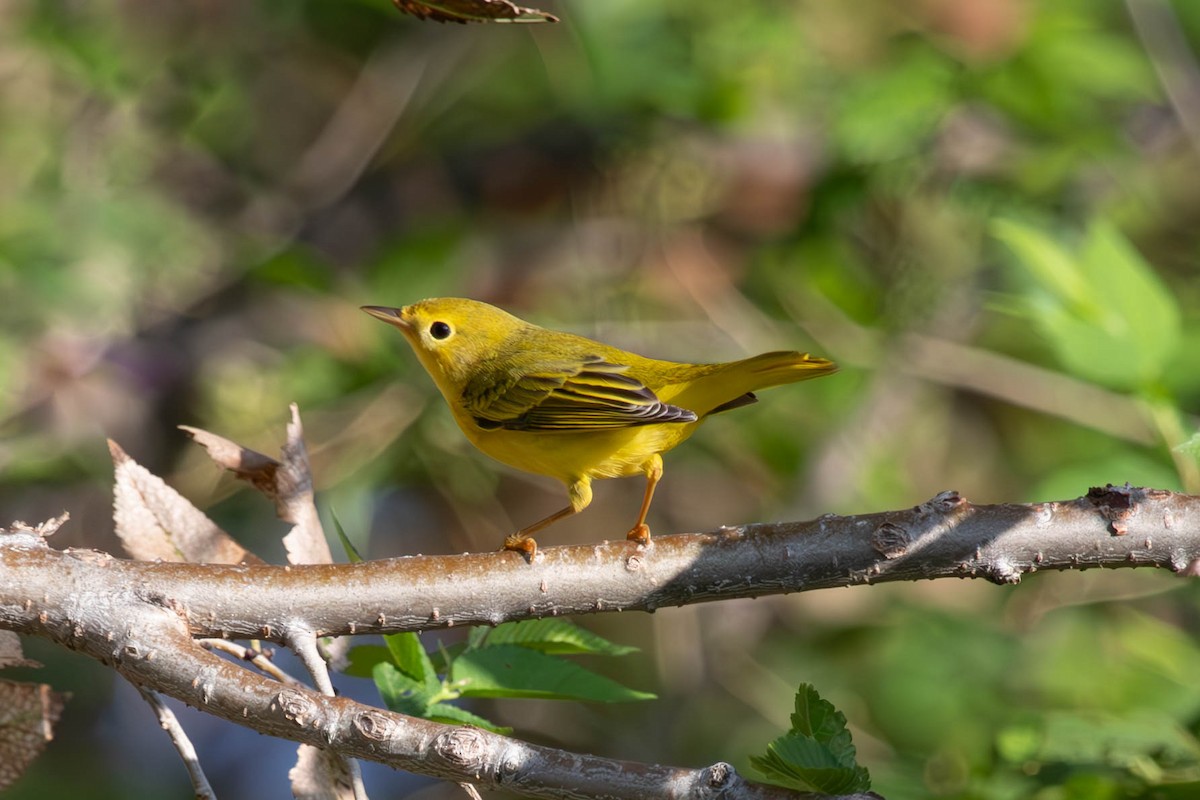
[5,486,1194,644]
[135,686,217,800]
[2,568,845,799]
[2,484,1194,799]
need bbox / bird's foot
[502,534,539,562]
[625,523,651,546]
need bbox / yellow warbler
[363,298,836,557]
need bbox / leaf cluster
[346,620,653,734]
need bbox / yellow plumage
[363,298,836,557]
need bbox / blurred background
[3,0,1200,797]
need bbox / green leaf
[1080,221,1181,376]
[451,645,655,702]
[834,50,955,164]
[996,722,1042,764]
[344,644,390,678]
[372,662,434,717]
[1032,28,1155,104]
[991,219,1094,313]
[997,710,1200,773]
[1175,431,1200,463]
[750,735,872,795]
[1026,607,1200,719]
[385,632,439,692]
[992,218,1181,389]
[790,683,845,742]
[472,619,638,656]
[331,510,363,564]
[751,684,871,794]
[425,702,511,734]
[370,646,508,733]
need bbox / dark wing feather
[465,356,697,432]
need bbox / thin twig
[134,685,217,800]
[288,630,336,701]
[1127,0,1200,156]
[199,639,306,686]
[289,630,368,800]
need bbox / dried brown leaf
[289,744,355,800]
[179,426,281,497]
[109,440,263,565]
[393,0,558,24]
[278,404,332,565]
[183,406,331,565]
[0,679,66,791]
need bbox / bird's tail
[674,350,837,416]
[731,350,838,391]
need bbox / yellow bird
[363,298,836,558]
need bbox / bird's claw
[626,523,651,546]
[503,534,539,562]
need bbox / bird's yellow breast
[451,405,699,483]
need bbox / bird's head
[362,298,528,391]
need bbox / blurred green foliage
[2,0,1200,797]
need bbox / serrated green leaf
[753,684,871,794]
[425,702,511,734]
[789,683,860,766]
[475,619,638,656]
[385,632,439,692]
[451,645,655,702]
[344,644,390,678]
[373,654,511,732]
[750,734,871,794]
[331,510,363,564]
[790,683,845,744]
[373,662,434,717]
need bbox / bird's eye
[429,321,452,340]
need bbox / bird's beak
[361,305,413,332]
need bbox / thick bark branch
[4,487,1194,645]
[1,567,842,799]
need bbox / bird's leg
[503,478,593,560]
[626,454,663,545]
[503,507,574,558]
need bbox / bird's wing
[464,356,697,431]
